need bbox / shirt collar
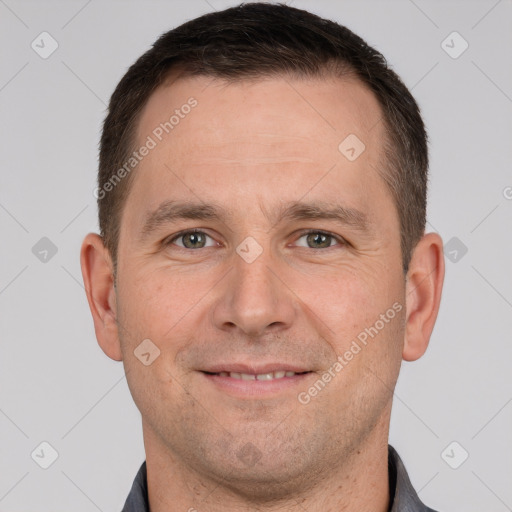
[121,460,148,512]
[388,445,437,512]
[122,445,437,512]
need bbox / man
[80,3,444,511]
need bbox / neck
[144,412,392,512]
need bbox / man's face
[114,74,405,494]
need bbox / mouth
[199,366,313,398]
[203,370,310,380]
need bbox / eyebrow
[139,199,371,241]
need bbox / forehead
[126,73,390,225]
[138,72,384,156]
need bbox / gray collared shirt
[122,445,439,511]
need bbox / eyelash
[164,228,346,250]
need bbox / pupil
[308,233,329,248]
[186,233,204,248]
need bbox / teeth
[217,371,298,380]
[256,373,273,381]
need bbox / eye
[294,230,344,249]
[166,230,217,249]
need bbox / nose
[211,246,296,338]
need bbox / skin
[81,73,444,512]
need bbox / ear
[80,233,122,361]
[403,232,445,361]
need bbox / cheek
[308,270,405,415]
[296,262,402,349]
[116,271,199,416]
[118,266,210,343]
[113,273,191,402]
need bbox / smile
[201,369,313,398]
[214,370,305,380]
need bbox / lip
[201,363,311,374]
[199,363,314,398]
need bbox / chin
[188,439,325,505]
[206,462,309,504]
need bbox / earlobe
[403,232,445,362]
[80,233,123,361]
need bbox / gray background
[1,0,511,510]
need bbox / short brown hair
[98,2,428,274]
